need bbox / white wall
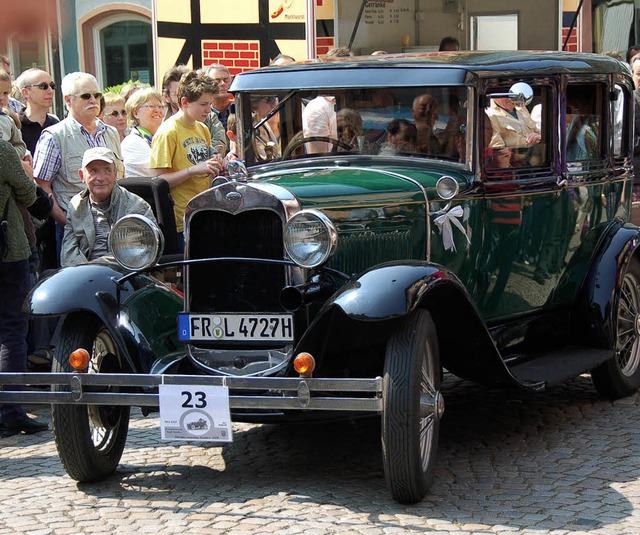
[336,0,560,53]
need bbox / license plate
[178,313,294,342]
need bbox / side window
[484,84,550,177]
[566,84,604,162]
[612,83,630,159]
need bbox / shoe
[0,414,48,435]
[27,349,52,366]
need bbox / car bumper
[0,372,383,413]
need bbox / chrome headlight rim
[284,209,338,269]
[108,214,164,271]
[435,175,460,201]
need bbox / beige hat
[81,146,118,168]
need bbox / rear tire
[591,257,640,398]
[52,315,130,482]
[382,309,443,504]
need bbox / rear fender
[572,223,640,347]
[295,261,531,387]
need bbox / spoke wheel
[52,314,130,482]
[591,257,640,398]
[382,309,443,504]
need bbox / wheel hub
[635,313,640,337]
[420,391,445,419]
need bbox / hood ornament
[227,159,248,183]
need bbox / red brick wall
[317,37,335,57]
[202,40,261,76]
[562,28,578,51]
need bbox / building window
[99,20,153,87]
[470,14,518,50]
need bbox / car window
[239,86,472,168]
[483,83,551,179]
[566,83,605,162]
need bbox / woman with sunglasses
[121,87,164,177]
[100,92,127,141]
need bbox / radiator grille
[187,210,286,313]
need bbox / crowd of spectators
[0,52,241,436]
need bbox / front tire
[591,257,640,398]
[52,315,130,482]
[382,309,444,504]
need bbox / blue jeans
[55,221,65,266]
[0,260,30,421]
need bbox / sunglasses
[27,82,56,90]
[107,109,127,118]
[72,92,103,101]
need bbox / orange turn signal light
[69,348,90,371]
[293,352,315,376]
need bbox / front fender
[572,222,640,347]
[27,264,183,373]
[27,263,135,317]
[295,261,533,388]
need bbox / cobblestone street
[1,374,640,534]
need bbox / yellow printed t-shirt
[150,116,212,232]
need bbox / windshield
[233,86,471,168]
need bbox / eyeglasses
[107,109,127,117]
[26,82,56,90]
[71,92,103,101]
[139,104,164,110]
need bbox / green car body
[10,51,640,504]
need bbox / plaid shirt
[33,117,112,182]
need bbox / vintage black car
[3,51,639,504]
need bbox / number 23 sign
[159,384,233,442]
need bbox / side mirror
[509,82,534,107]
[487,82,534,108]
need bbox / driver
[302,95,337,153]
[486,96,541,148]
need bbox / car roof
[230,50,629,91]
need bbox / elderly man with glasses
[32,71,123,264]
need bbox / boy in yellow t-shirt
[150,71,224,251]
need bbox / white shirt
[122,129,157,178]
[302,96,337,153]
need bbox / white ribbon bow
[433,205,470,252]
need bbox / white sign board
[159,384,232,442]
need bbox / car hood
[246,156,471,207]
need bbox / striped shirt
[33,118,112,182]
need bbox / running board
[507,347,613,386]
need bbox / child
[0,69,27,159]
[149,71,224,251]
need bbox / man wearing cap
[60,147,153,267]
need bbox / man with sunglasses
[202,63,233,155]
[33,71,123,265]
[15,68,59,155]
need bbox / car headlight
[284,210,337,268]
[109,215,164,270]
